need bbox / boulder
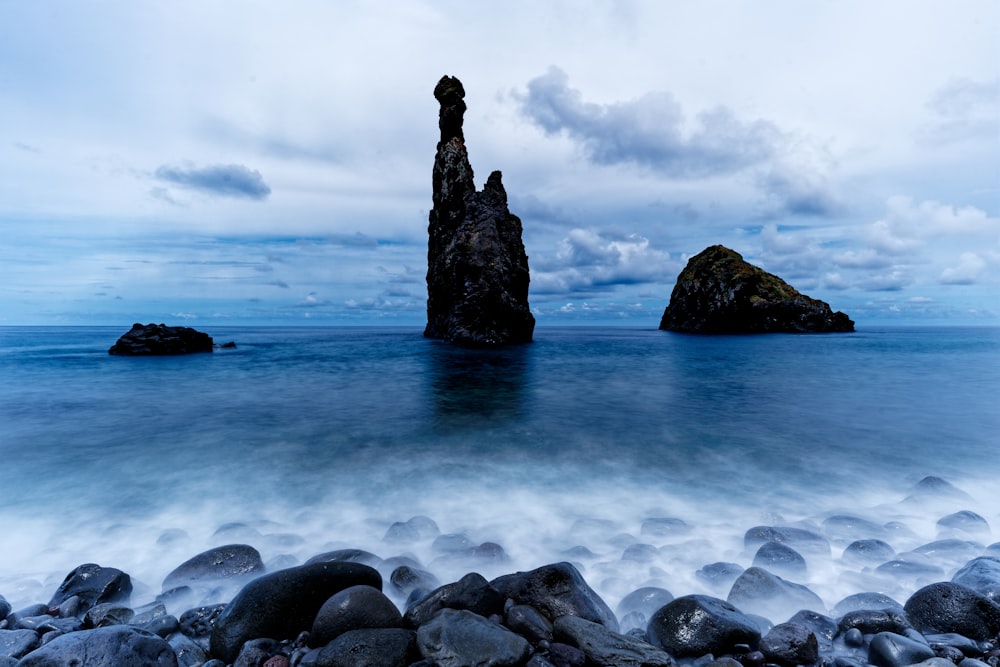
[108,323,214,355]
[313,628,417,667]
[903,582,1000,640]
[162,544,265,590]
[759,621,819,666]
[491,562,618,631]
[868,631,936,667]
[403,572,504,628]
[209,561,381,663]
[647,594,761,658]
[952,557,1000,600]
[18,626,177,667]
[47,563,132,611]
[659,245,853,333]
[425,75,534,346]
[553,615,675,667]
[310,585,402,646]
[415,608,530,667]
[726,567,825,623]
[752,541,808,577]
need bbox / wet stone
[727,567,825,624]
[843,539,896,565]
[309,584,402,647]
[313,628,416,667]
[491,562,618,631]
[868,631,936,667]
[416,608,530,667]
[647,594,761,658]
[904,582,1000,641]
[404,572,504,628]
[553,614,675,667]
[18,626,177,667]
[752,541,807,578]
[0,629,40,659]
[47,563,133,611]
[759,621,819,667]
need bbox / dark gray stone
[47,563,133,611]
[0,597,9,621]
[491,562,618,631]
[210,561,381,663]
[659,245,853,333]
[647,594,761,658]
[314,628,416,667]
[178,604,226,643]
[744,526,831,557]
[640,518,691,539]
[904,582,1000,641]
[18,626,177,667]
[0,629,39,659]
[425,75,534,347]
[726,567,825,623]
[404,572,504,628]
[843,539,896,565]
[505,604,554,644]
[937,511,990,537]
[868,632,936,667]
[553,615,675,667]
[304,549,382,567]
[952,557,1000,601]
[752,541,807,577]
[616,588,675,625]
[168,632,208,667]
[108,322,213,355]
[389,565,440,599]
[84,602,134,628]
[696,562,745,590]
[415,608,530,667]
[821,515,887,541]
[310,584,402,647]
[759,622,819,666]
[837,608,911,635]
[162,544,265,590]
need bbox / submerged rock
[424,75,534,346]
[659,245,854,333]
[108,323,214,355]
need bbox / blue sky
[2,1,998,326]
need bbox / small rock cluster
[5,483,1000,667]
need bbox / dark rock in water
[696,562,745,591]
[905,476,973,503]
[659,245,853,333]
[505,604,554,644]
[647,594,761,658]
[727,567,825,623]
[425,75,534,346]
[18,626,177,667]
[843,539,896,565]
[178,604,227,643]
[913,539,983,566]
[389,565,441,599]
[759,621,819,666]
[48,563,132,611]
[168,632,208,667]
[874,559,945,581]
[0,596,10,620]
[831,592,903,617]
[821,515,887,541]
[937,511,990,537]
[209,561,381,663]
[953,557,1000,601]
[868,631,936,667]
[753,541,807,577]
[314,628,417,667]
[108,322,213,355]
[0,629,40,659]
[553,615,675,667]
[162,544,265,590]
[310,584,402,647]
[416,608,530,667]
[404,572,504,628]
[385,516,440,543]
[305,548,382,567]
[904,582,1000,640]
[83,602,134,628]
[491,562,618,631]
[744,525,831,557]
[616,587,675,626]
[837,608,912,635]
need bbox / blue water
[1,326,998,613]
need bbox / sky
[2,1,998,327]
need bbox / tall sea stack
[424,76,534,346]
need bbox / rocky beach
[3,475,1000,667]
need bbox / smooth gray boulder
[18,626,177,667]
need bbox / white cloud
[940,252,988,285]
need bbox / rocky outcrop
[659,245,854,333]
[425,75,534,346]
[108,323,214,355]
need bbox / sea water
[0,326,998,616]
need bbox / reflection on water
[425,340,533,428]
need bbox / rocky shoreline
[3,477,1000,667]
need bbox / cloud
[758,164,843,218]
[531,228,676,295]
[921,77,1000,144]
[940,252,988,285]
[154,163,271,200]
[516,67,783,177]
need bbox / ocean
[1,325,998,618]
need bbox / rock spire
[659,245,854,333]
[425,76,534,346]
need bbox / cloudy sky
[2,1,998,326]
